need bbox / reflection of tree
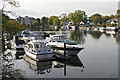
[104,33,111,37]
[70,29,85,44]
[91,31,102,39]
[115,32,120,43]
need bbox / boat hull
[25,49,53,61]
[52,46,83,56]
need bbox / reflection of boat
[53,56,84,72]
[24,40,53,61]
[47,35,84,56]
[106,27,115,31]
[106,31,115,38]
[15,51,25,59]
[24,55,52,74]
[11,36,25,50]
[106,31,115,35]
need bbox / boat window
[65,39,71,42]
[24,34,30,37]
[28,44,33,48]
[35,44,39,48]
[52,40,56,42]
[35,37,43,40]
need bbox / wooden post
[64,43,66,59]
[64,61,66,76]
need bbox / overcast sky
[1,0,119,18]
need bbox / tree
[68,10,87,25]
[6,20,24,35]
[110,14,114,19]
[90,13,102,25]
[102,16,110,23]
[41,17,48,26]
[1,0,20,17]
[111,23,117,27]
[48,16,58,25]
[53,17,60,26]
[106,23,111,26]
[114,9,120,18]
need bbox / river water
[2,30,119,79]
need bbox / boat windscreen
[35,44,39,49]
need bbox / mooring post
[64,42,66,59]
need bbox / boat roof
[28,40,45,45]
[52,34,67,37]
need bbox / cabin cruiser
[46,35,84,56]
[21,30,31,43]
[24,40,53,61]
[11,35,25,51]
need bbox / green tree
[6,20,24,35]
[68,10,87,25]
[90,13,102,25]
[114,9,120,18]
[102,16,110,23]
[2,13,9,33]
[41,17,48,26]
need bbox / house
[110,18,118,25]
[15,16,35,25]
[87,20,94,25]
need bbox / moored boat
[11,35,25,50]
[46,34,84,56]
[24,40,53,61]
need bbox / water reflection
[53,56,84,68]
[15,51,25,59]
[70,29,85,44]
[24,55,52,74]
[90,31,102,39]
[24,54,84,76]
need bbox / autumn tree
[53,17,60,26]
[48,16,58,25]
[41,17,48,26]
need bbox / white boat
[46,35,84,56]
[99,27,106,33]
[24,40,53,61]
[11,36,25,50]
[21,31,31,43]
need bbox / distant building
[15,16,35,25]
[106,20,111,23]
[87,20,94,25]
[110,18,118,25]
